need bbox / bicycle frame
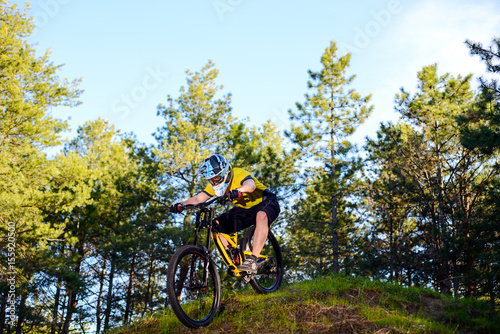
[188,197,263,280]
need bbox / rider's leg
[237,211,268,273]
[215,220,230,249]
[252,211,269,258]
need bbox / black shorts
[215,192,280,234]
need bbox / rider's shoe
[237,257,257,273]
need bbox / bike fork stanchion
[202,245,211,286]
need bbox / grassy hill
[108,274,499,334]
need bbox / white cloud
[387,0,500,78]
[350,0,500,144]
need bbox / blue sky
[14,0,500,148]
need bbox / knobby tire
[241,226,284,294]
[166,245,221,329]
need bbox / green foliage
[58,119,170,332]
[0,0,84,228]
[228,120,301,199]
[364,63,500,300]
[284,169,358,278]
[460,38,500,154]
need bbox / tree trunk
[407,267,412,287]
[59,290,67,334]
[61,235,84,334]
[436,155,452,295]
[488,275,496,311]
[331,195,339,273]
[61,291,77,334]
[103,254,116,333]
[175,263,189,301]
[50,275,62,334]
[143,252,155,316]
[15,291,26,334]
[330,124,339,273]
[462,190,475,297]
[123,253,136,325]
[96,258,107,334]
[389,208,394,281]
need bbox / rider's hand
[170,203,184,213]
[228,189,243,201]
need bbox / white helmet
[197,154,232,197]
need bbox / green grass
[107,274,499,334]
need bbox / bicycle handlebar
[177,195,229,212]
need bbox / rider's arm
[181,192,211,205]
[239,178,256,193]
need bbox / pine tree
[285,41,372,273]
[364,122,427,285]
[0,2,85,331]
[60,119,153,333]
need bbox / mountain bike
[166,195,284,329]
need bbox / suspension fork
[202,208,214,286]
[188,210,212,286]
[189,208,214,287]
[188,211,202,285]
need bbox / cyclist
[169,154,280,273]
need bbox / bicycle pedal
[242,274,252,283]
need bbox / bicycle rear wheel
[166,245,221,328]
[241,226,284,293]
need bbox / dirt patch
[408,292,446,319]
[334,288,446,319]
[334,288,386,307]
[290,302,400,334]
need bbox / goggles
[209,175,224,186]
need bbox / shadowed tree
[366,64,499,298]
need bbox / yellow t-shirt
[203,168,267,209]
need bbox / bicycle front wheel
[241,226,284,294]
[166,245,221,328]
